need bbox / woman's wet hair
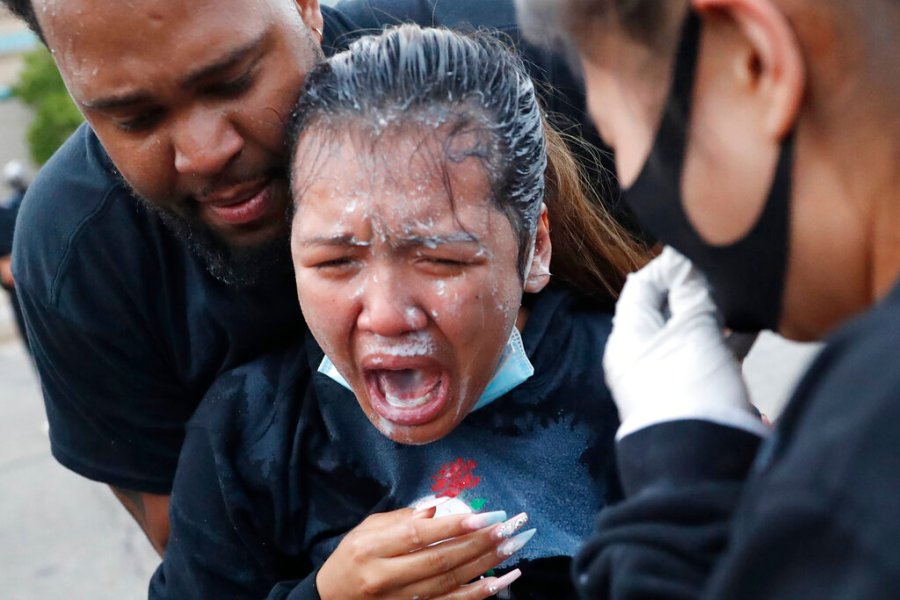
[290,24,647,305]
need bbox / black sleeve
[573,421,763,600]
[11,129,195,493]
[574,304,900,599]
[150,425,320,599]
[19,287,192,493]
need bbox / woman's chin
[368,399,482,444]
[358,368,486,444]
[375,420,451,446]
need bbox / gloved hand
[604,247,770,441]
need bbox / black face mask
[622,12,794,332]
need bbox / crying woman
[151,25,648,600]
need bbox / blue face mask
[317,326,534,413]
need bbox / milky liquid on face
[363,331,438,358]
[293,126,529,444]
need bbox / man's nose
[172,108,244,177]
[357,271,428,337]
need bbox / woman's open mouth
[365,367,449,426]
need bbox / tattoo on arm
[111,485,148,527]
[109,486,170,556]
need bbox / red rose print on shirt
[431,458,481,498]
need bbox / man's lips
[198,178,276,227]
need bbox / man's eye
[116,110,163,133]
[208,73,254,98]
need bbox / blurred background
[0,7,160,600]
[0,3,820,598]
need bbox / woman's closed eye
[313,257,358,270]
[426,257,468,266]
[415,254,483,276]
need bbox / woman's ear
[524,204,552,293]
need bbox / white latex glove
[605,247,770,441]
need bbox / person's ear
[294,0,324,43]
[680,0,806,244]
[693,0,805,139]
[524,204,552,294]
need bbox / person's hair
[289,24,647,306]
[2,1,43,44]
[516,0,670,52]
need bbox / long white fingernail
[497,528,536,557]
[462,510,507,531]
[492,512,528,540]
[487,568,522,594]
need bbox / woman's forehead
[293,130,496,228]
[293,118,494,189]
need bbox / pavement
[0,5,822,598]
[0,330,160,600]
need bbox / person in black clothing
[2,0,604,554]
[0,160,29,351]
[514,0,900,597]
[151,26,648,599]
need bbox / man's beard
[137,191,293,288]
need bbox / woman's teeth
[376,369,442,408]
[385,391,433,408]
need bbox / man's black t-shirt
[12,0,603,494]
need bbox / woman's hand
[316,505,533,599]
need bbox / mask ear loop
[522,234,537,283]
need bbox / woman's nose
[357,272,428,336]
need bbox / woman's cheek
[427,272,510,338]
[298,273,348,355]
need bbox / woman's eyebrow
[298,234,371,248]
[391,233,481,249]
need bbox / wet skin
[37,0,324,249]
[291,127,551,444]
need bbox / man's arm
[110,487,171,556]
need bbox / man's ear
[295,0,324,43]
[524,204,552,294]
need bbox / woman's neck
[516,306,530,333]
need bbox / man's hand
[110,486,170,557]
[604,247,769,440]
[316,506,532,599]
